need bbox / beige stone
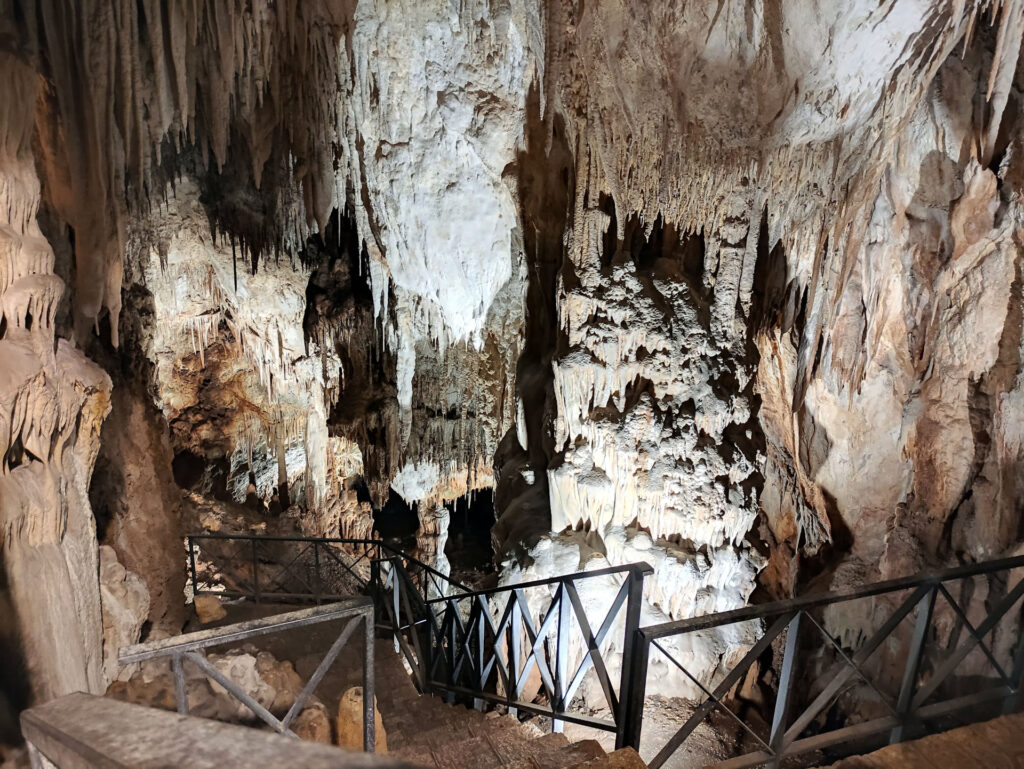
[98,545,150,685]
[293,705,333,745]
[254,652,303,713]
[335,686,387,753]
[193,594,227,624]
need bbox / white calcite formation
[512,0,1024,696]
[4,0,1024,718]
[336,0,540,500]
[343,0,539,352]
[126,178,368,538]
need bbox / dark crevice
[445,489,496,581]
[491,79,573,565]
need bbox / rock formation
[0,53,111,702]
[2,0,1024,725]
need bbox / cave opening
[444,489,496,583]
[371,488,419,544]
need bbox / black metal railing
[625,554,1024,769]
[186,532,468,605]
[421,561,653,749]
[120,596,377,751]
[186,531,1024,767]
[185,532,653,744]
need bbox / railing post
[370,557,380,597]
[475,598,486,711]
[188,537,199,599]
[363,610,376,752]
[890,584,937,744]
[391,559,402,654]
[616,565,650,750]
[251,539,261,604]
[172,653,188,714]
[767,611,802,768]
[1002,576,1024,715]
[553,581,571,733]
[313,542,322,606]
[426,597,435,690]
[509,595,522,717]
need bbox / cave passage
[444,489,496,581]
[371,488,420,545]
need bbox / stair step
[430,734,505,769]
[484,727,562,765]
[390,744,438,768]
[571,747,647,769]
[403,725,462,750]
[513,739,606,769]
[532,733,573,750]
[468,715,530,739]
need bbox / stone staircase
[373,640,646,769]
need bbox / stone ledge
[21,692,413,769]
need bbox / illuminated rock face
[3,0,1024,709]
[0,56,111,700]
[337,0,539,501]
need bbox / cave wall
[0,54,111,701]
[2,0,1024,709]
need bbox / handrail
[642,552,1024,638]
[419,559,654,749]
[121,597,377,751]
[626,554,1024,769]
[184,531,655,749]
[187,532,472,599]
[120,597,373,663]
[423,561,654,604]
[179,533,1024,767]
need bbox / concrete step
[430,734,505,769]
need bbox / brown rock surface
[336,686,388,754]
[294,704,333,745]
[193,595,227,624]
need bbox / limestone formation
[0,53,111,703]
[293,703,333,745]
[193,595,227,625]
[336,686,387,754]
[98,546,150,685]
[3,0,1024,738]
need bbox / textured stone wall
[2,0,1024,712]
[0,54,111,701]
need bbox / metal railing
[625,554,1024,769]
[120,596,377,752]
[187,532,467,606]
[185,532,653,745]
[421,561,653,749]
[186,531,1024,767]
